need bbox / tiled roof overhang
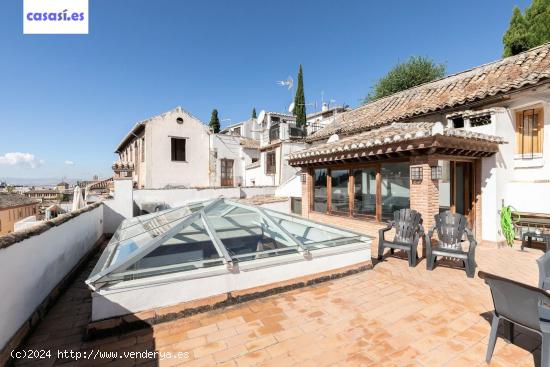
[289,123,505,166]
[307,43,550,142]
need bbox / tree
[209,109,220,133]
[363,56,445,103]
[503,7,531,56]
[251,108,257,119]
[293,64,306,128]
[503,0,550,57]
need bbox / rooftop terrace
[13,236,542,367]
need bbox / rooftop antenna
[276,76,293,91]
[277,76,294,112]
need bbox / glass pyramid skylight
[86,198,368,290]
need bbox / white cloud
[64,160,75,166]
[0,152,44,169]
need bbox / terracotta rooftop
[13,237,542,366]
[308,43,550,142]
[240,138,260,149]
[0,193,38,209]
[290,122,505,163]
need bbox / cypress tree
[209,109,220,133]
[252,108,257,119]
[293,64,306,128]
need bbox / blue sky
[0,0,530,181]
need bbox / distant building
[114,105,347,189]
[0,193,39,235]
[113,107,260,189]
[24,189,60,201]
[56,182,69,191]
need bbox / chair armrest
[418,223,426,236]
[427,223,436,239]
[465,227,477,256]
[425,223,437,253]
[378,221,394,243]
[537,252,550,288]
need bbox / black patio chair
[479,271,550,366]
[426,211,477,278]
[537,250,550,291]
[377,209,424,267]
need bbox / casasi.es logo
[23,0,89,34]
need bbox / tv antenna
[276,76,293,91]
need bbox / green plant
[363,56,446,103]
[500,205,520,246]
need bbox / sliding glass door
[313,169,328,212]
[311,162,410,222]
[331,170,349,214]
[353,168,376,217]
[381,162,410,220]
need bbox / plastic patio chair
[537,250,550,291]
[479,271,550,366]
[426,211,477,278]
[377,209,424,267]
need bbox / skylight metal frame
[86,198,224,290]
[87,198,372,291]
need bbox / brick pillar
[301,168,312,219]
[409,156,439,243]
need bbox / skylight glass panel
[203,201,300,261]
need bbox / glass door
[352,167,376,217]
[330,169,349,215]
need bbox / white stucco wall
[103,179,134,234]
[275,175,302,198]
[134,187,242,210]
[0,205,103,350]
[146,109,211,188]
[468,91,550,242]
[212,135,245,187]
[133,186,277,211]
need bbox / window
[266,151,276,174]
[291,197,302,215]
[141,138,145,162]
[171,138,187,161]
[381,163,410,220]
[452,117,464,128]
[470,115,491,127]
[313,169,327,212]
[233,127,241,136]
[353,168,377,217]
[251,157,258,163]
[516,108,543,158]
[331,170,349,214]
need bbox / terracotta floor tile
[234,350,271,367]
[12,242,542,367]
[192,341,228,359]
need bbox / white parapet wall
[0,204,104,351]
[103,179,134,234]
[133,186,277,211]
[91,243,371,321]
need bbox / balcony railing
[269,124,280,142]
[289,126,305,139]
